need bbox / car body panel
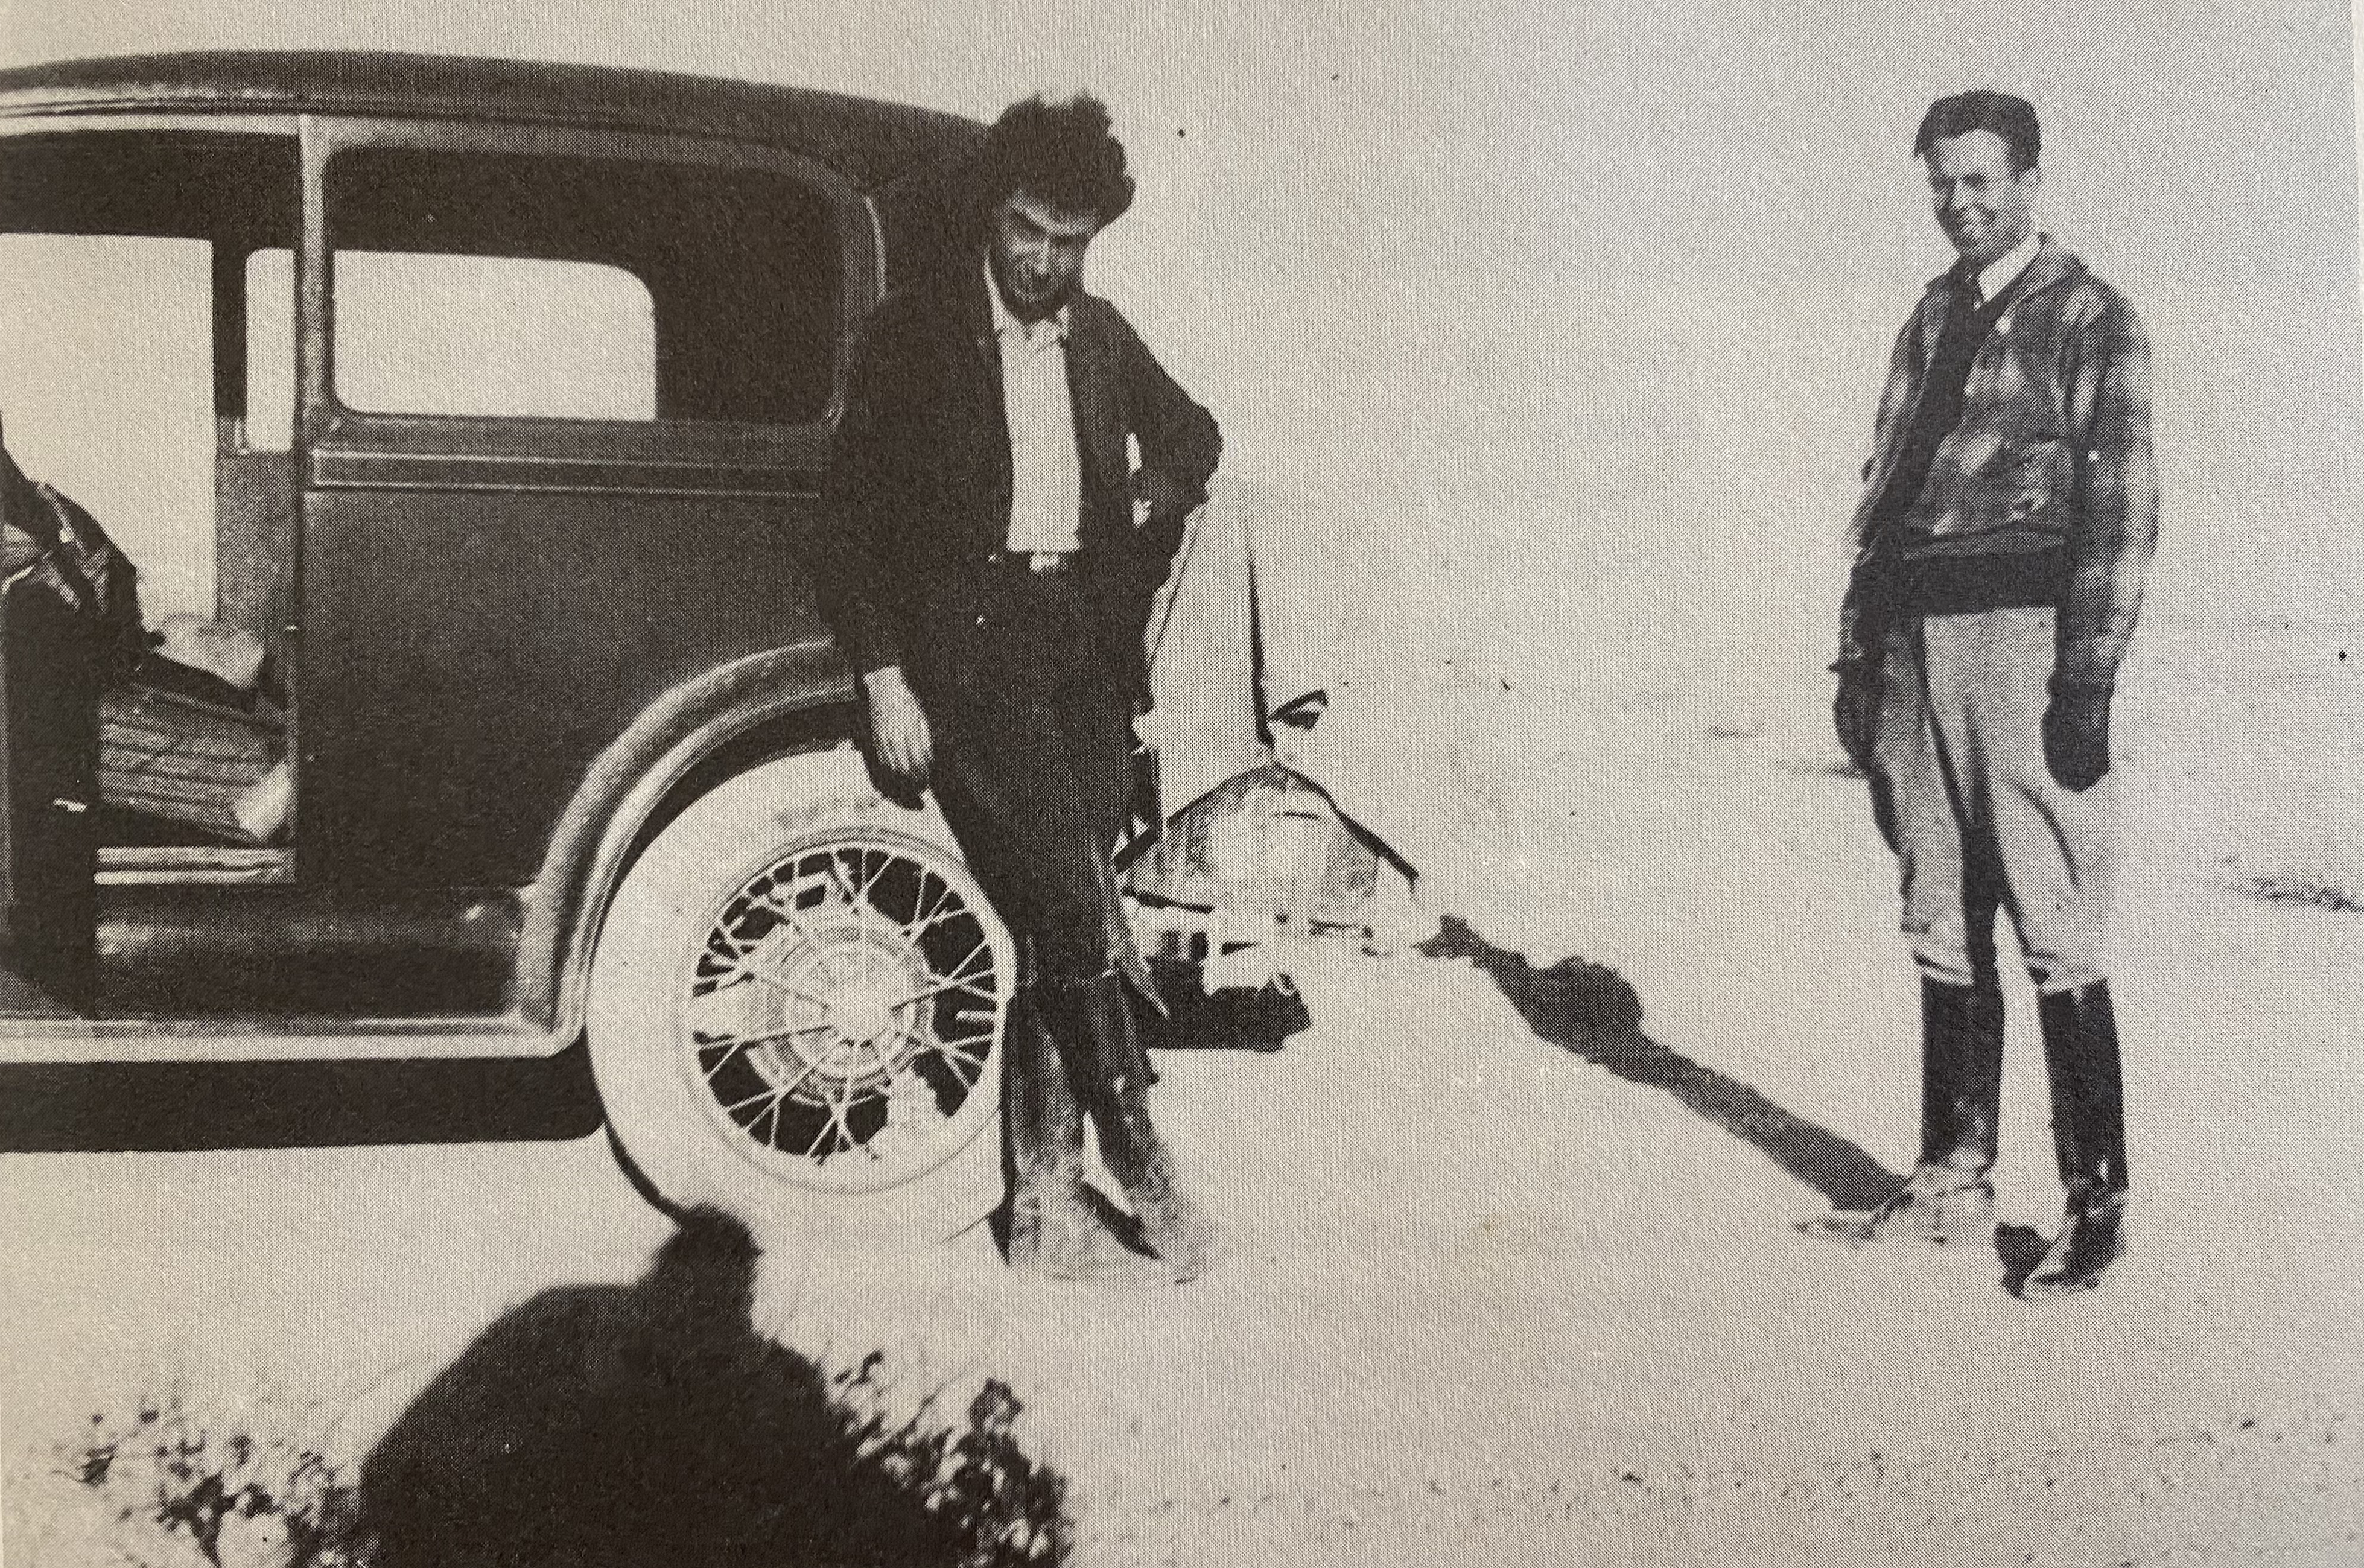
[0,52,975,189]
[0,54,981,1076]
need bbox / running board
[0,1014,568,1065]
[0,1037,602,1151]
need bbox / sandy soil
[5,653,2361,1566]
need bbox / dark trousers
[915,569,1138,983]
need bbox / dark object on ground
[1145,959,1309,1052]
[361,1208,1070,1568]
[1995,1222,2051,1294]
[1423,916,1905,1213]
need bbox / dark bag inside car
[2,439,144,684]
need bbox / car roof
[0,51,983,189]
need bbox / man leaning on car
[816,94,1225,1287]
[1805,90,2158,1301]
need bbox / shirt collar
[985,256,1068,343]
[1975,231,2042,303]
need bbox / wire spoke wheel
[682,839,1005,1191]
[588,751,1014,1242]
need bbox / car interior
[0,129,301,883]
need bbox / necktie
[1864,269,1998,533]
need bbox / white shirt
[1977,231,2042,304]
[987,259,1083,554]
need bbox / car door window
[335,252,656,421]
[326,146,838,428]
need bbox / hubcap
[678,834,1008,1193]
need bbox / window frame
[300,113,874,490]
[0,115,304,452]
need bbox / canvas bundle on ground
[1125,761,1382,935]
[1122,483,1426,995]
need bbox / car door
[0,573,97,1012]
[0,121,302,1024]
[296,119,871,910]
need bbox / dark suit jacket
[816,262,1222,704]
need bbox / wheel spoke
[821,849,866,917]
[652,827,1014,1188]
[705,925,853,1006]
[903,904,973,951]
[899,869,955,938]
[822,847,897,950]
[720,1081,788,1119]
[834,1076,869,1155]
[887,971,1000,1011]
[715,1047,826,1113]
[932,936,994,990]
[850,845,893,905]
[794,1076,865,1163]
[933,1027,996,1060]
[697,1025,830,1081]
[690,967,836,1023]
[931,1039,990,1085]
[749,1093,785,1150]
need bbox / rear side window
[334,252,656,422]
[325,147,837,427]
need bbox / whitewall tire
[587,747,1012,1246]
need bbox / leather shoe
[1801,1164,1995,1247]
[2020,1184,2127,1300]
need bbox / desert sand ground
[5,618,2360,1566]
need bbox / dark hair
[1914,90,2041,174]
[974,93,1135,226]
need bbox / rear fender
[514,641,856,1040]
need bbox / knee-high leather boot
[2024,980,2129,1299]
[1918,971,2007,1176]
[1805,973,2005,1245]
[1040,972,1225,1281]
[1002,992,1177,1287]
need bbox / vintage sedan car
[0,51,1401,1243]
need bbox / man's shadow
[1420,916,1905,1211]
[360,1209,1065,1568]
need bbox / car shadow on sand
[1420,916,1905,1211]
[359,1209,1066,1568]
